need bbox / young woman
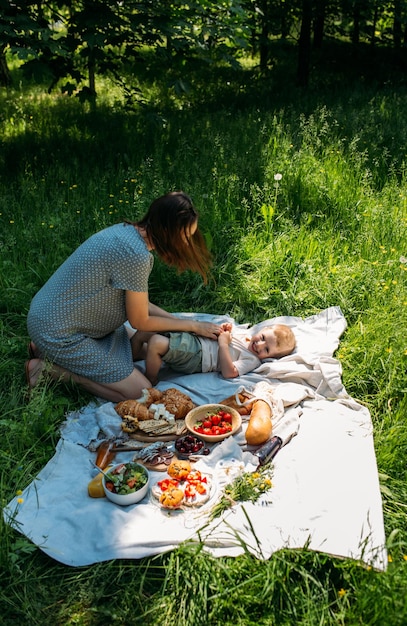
[26,191,221,401]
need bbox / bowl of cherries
[174,434,210,459]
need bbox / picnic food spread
[89,386,276,508]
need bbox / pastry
[167,459,191,480]
[159,487,185,509]
[115,400,150,420]
[160,388,195,419]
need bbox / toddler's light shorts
[162,332,203,374]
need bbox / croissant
[136,387,163,406]
[161,388,195,419]
[115,400,150,421]
[116,388,195,424]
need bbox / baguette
[245,399,272,445]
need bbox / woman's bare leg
[25,358,153,403]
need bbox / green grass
[1,41,407,624]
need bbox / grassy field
[1,43,407,624]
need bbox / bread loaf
[245,399,272,445]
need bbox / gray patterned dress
[27,223,153,383]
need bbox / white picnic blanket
[4,307,387,570]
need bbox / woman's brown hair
[136,191,212,283]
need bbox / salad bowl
[102,462,150,505]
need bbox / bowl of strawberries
[185,404,242,443]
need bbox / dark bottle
[255,436,282,466]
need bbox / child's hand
[218,329,232,346]
[220,322,232,332]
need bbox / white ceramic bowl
[185,404,242,443]
[102,462,150,506]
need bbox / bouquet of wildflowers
[209,464,273,520]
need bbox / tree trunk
[370,1,378,48]
[352,2,360,46]
[393,0,402,50]
[297,0,312,87]
[88,49,96,96]
[313,0,325,49]
[259,0,269,71]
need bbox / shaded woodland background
[1,0,407,99]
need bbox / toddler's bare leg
[145,334,170,385]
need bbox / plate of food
[150,459,215,510]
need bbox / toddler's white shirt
[199,329,261,375]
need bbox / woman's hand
[191,320,222,340]
[126,291,222,338]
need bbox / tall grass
[1,43,407,624]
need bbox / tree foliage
[1,0,407,93]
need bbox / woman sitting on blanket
[132,322,296,386]
[26,191,222,402]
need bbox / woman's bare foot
[28,341,41,359]
[25,358,44,388]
